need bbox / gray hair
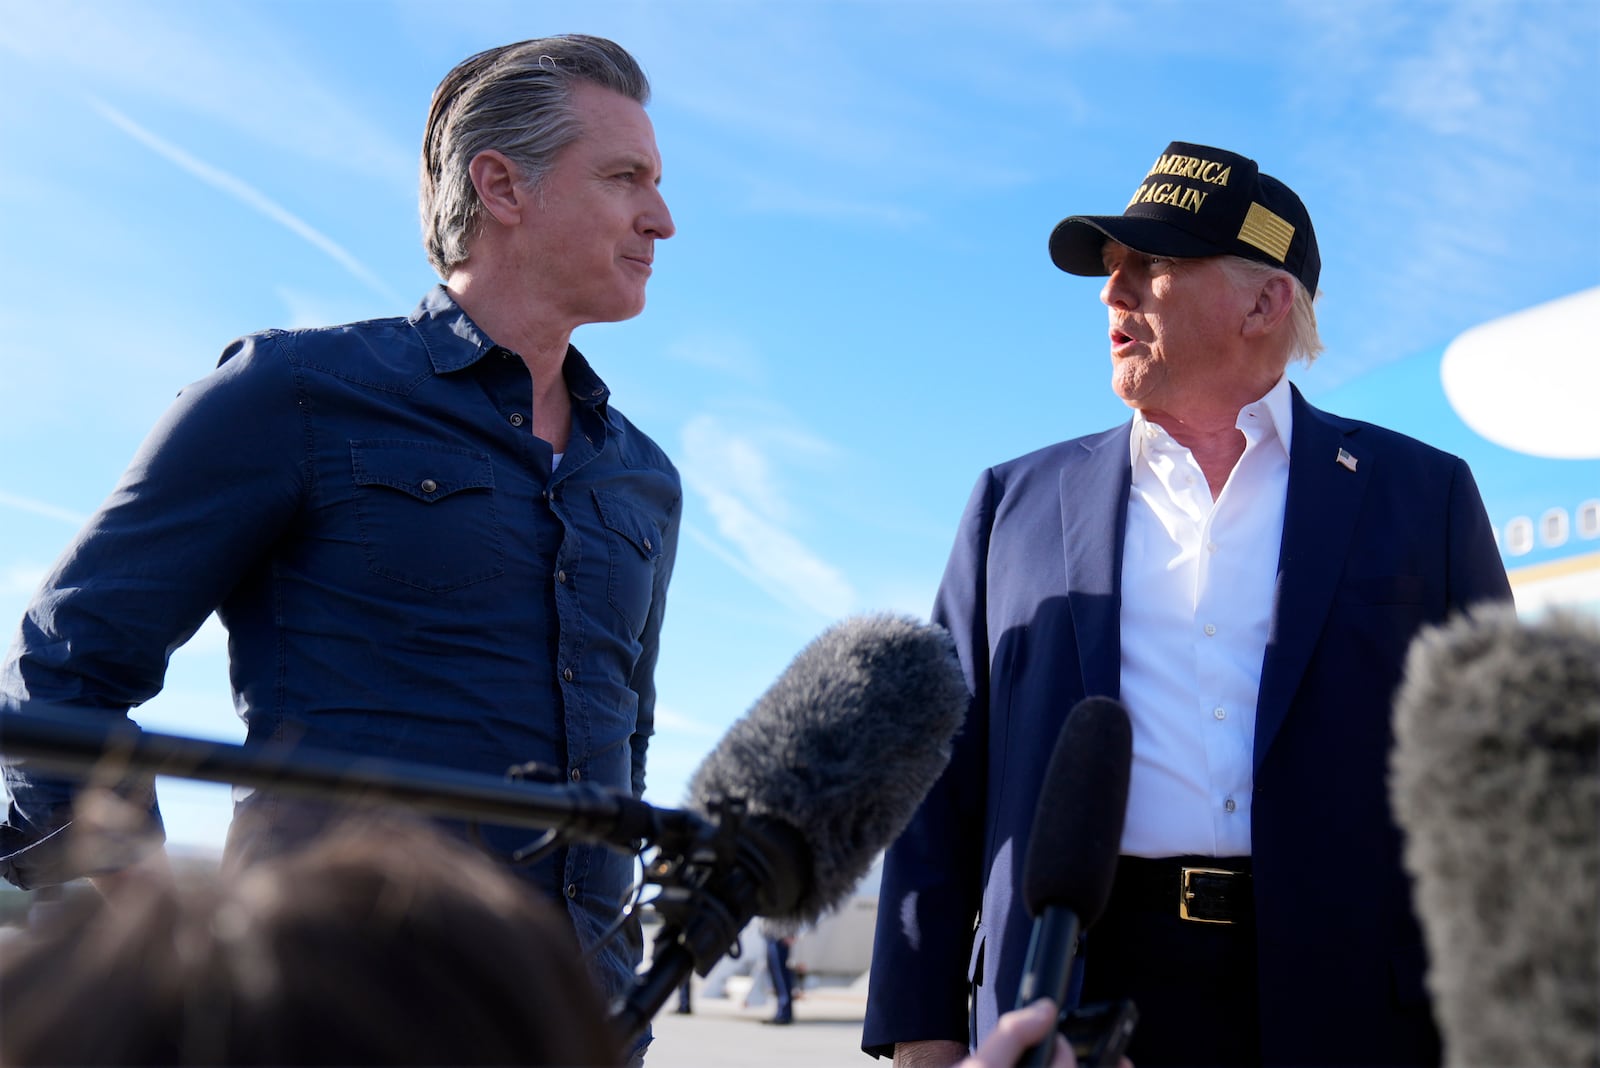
[1219,255,1325,366]
[420,35,651,277]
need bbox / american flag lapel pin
[1336,448,1358,472]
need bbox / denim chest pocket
[593,488,663,636]
[351,440,505,592]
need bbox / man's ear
[1242,272,1295,339]
[468,150,527,226]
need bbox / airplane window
[1541,509,1569,548]
[1505,517,1535,556]
[1579,500,1600,539]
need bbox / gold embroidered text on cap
[1048,140,1321,293]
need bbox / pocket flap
[593,489,663,560]
[351,440,494,503]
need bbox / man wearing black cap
[863,142,1511,1066]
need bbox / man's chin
[612,288,649,322]
[581,298,649,327]
[1110,377,1145,409]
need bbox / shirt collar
[1128,374,1295,466]
[1248,374,1294,458]
[407,285,613,418]
[408,285,496,372]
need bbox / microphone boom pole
[0,709,788,1047]
[0,710,696,854]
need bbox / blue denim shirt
[0,286,680,1000]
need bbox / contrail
[0,490,89,527]
[87,96,402,304]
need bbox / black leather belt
[1111,855,1253,925]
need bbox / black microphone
[1390,608,1599,1068]
[1013,696,1133,1068]
[615,613,969,1041]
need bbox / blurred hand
[959,999,1074,1068]
[89,847,172,900]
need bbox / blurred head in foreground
[0,807,622,1066]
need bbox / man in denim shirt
[0,34,680,1030]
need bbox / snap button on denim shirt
[0,286,681,1003]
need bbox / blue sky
[2,0,1597,852]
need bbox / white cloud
[681,413,842,522]
[1274,0,1598,381]
[1370,4,1585,141]
[650,701,722,740]
[666,332,766,384]
[1,562,50,598]
[678,414,856,621]
[683,417,790,524]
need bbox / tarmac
[641,973,875,1068]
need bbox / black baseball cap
[1048,140,1320,294]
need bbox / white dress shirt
[1117,376,1293,857]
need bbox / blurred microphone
[1013,696,1133,1068]
[615,613,969,1040]
[1390,607,1598,1068]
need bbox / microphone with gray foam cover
[1014,696,1133,1068]
[614,613,969,1045]
[685,612,970,931]
[1390,607,1599,1068]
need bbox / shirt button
[557,569,567,584]
[419,479,438,494]
[1224,798,1237,813]
[565,883,579,900]
[562,667,574,682]
[569,767,582,782]
[1204,623,1217,636]
[509,413,525,427]
[1213,706,1226,720]
[643,537,652,552]
[1206,542,1218,553]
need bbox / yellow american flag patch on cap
[1237,202,1294,263]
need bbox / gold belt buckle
[1179,866,1236,925]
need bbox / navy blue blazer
[864,387,1511,1064]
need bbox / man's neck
[445,274,571,383]
[1154,416,1247,499]
[446,273,575,452]
[1138,366,1288,496]
[1139,394,1258,498]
